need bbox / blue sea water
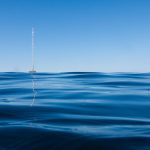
[0,72,150,150]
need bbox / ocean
[0,72,150,150]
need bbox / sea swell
[0,72,150,150]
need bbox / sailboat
[29,28,36,73]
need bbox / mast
[30,27,36,72]
[32,27,35,71]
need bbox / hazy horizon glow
[0,0,150,72]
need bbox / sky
[0,0,150,72]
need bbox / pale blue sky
[0,0,150,72]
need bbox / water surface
[0,72,150,150]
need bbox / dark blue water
[1,72,150,150]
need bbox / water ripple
[0,72,150,150]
